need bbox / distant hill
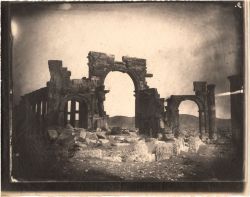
[179,114,231,131]
[108,114,231,131]
[179,114,199,130]
[108,116,135,128]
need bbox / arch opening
[178,100,199,134]
[104,71,135,128]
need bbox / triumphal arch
[17,51,216,139]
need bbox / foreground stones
[48,127,206,163]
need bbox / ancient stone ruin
[17,51,216,139]
[165,82,216,139]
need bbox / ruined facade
[19,51,164,135]
[165,82,216,139]
[18,51,217,139]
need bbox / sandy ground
[47,143,240,182]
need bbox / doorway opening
[178,100,199,133]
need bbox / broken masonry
[17,51,217,139]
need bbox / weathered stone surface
[188,136,204,153]
[57,131,74,145]
[79,129,87,139]
[66,123,74,129]
[47,129,58,140]
[17,51,165,139]
[74,148,103,159]
[98,139,109,145]
[85,138,98,146]
[86,132,98,141]
[96,131,106,139]
[163,133,175,141]
[96,128,102,132]
[155,141,174,161]
[124,136,139,143]
[125,140,155,162]
[112,142,130,147]
[129,132,138,137]
[157,133,163,140]
[163,128,172,134]
[114,136,126,142]
[122,129,130,135]
[173,137,187,154]
[75,142,88,149]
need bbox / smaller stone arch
[165,81,216,139]
[167,95,206,137]
[58,94,91,128]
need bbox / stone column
[199,110,206,139]
[228,75,244,180]
[204,109,209,134]
[134,91,140,128]
[207,84,216,139]
[70,100,76,127]
[228,75,244,144]
[172,109,180,137]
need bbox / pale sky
[12,2,243,118]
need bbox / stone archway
[166,95,206,137]
[58,94,91,129]
[165,82,216,139]
[87,51,153,128]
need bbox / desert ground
[12,115,242,182]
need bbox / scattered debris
[47,129,58,140]
[188,136,204,153]
[155,141,175,161]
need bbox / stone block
[103,156,122,162]
[155,141,174,161]
[75,142,88,149]
[188,136,204,153]
[86,132,98,141]
[57,131,75,146]
[85,138,98,146]
[66,123,74,129]
[173,137,187,154]
[96,127,102,132]
[99,139,109,145]
[122,129,130,135]
[157,133,163,140]
[125,140,155,162]
[47,129,58,140]
[96,131,106,139]
[79,129,87,139]
[114,136,126,142]
[163,133,175,141]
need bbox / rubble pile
[47,124,207,163]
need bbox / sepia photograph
[1,1,248,193]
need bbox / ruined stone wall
[16,51,165,136]
[138,88,165,137]
[16,87,49,138]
